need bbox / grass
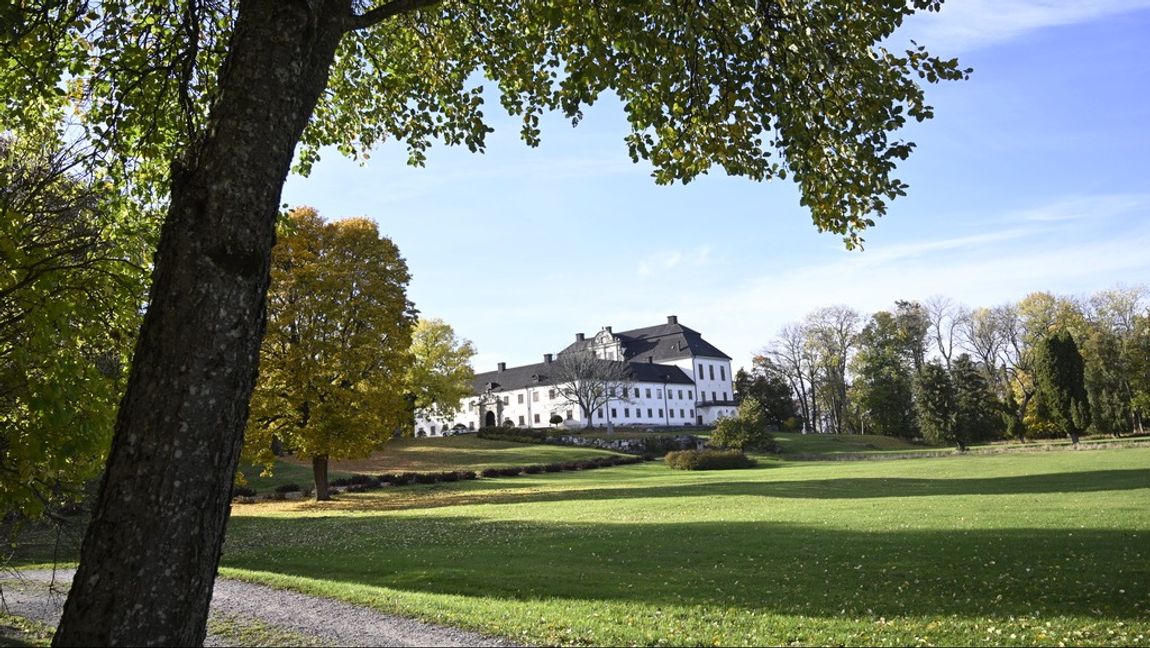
[218,448,1150,646]
[235,435,626,494]
[0,615,53,647]
[206,612,323,647]
[771,431,937,455]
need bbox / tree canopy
[407,317,477,425]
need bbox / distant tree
[803,305,861,434]
[737,359,797,428]
[406,318,476,425]
[893,300,930,374]
[711,398,773,451]
[851,311,918,438]
[245,208,417,500]
[550,352,632,429]
[950,354,1002,445]
[763,323,818,434]
[924,295,965,370]
[0,133,150,519]
[1033,330,1091,445]
[914,361,957,448]
[549,414,564,427]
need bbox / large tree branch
[347,0,442,31]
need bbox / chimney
[605,326,613,334]
[497,362,506,372]
[667,315,678,325]
[544,353,553,363]
[647,356,654,364]
[575,332,585,342]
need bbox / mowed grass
[280,434,625,475]
[234,435,626,494]
[221,448,1150,646]
[772,431,937,455]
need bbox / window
[502,396,509,405]
[689,409,694,417]
[608,387,615,397]
[532,391,539,402]
[533,413,540,424]
[469,421,475,430]
[658,409,663,418]
[633,388,639,398]
[597,410,604,419]
[712,391,717,401]
[645,388,652,398]
[417,427,424,435]
[549,389,556,399]
[647,408,653,417]
[720,366,726,381]
[669,409,675,418]
[678,389,683,399]
[518,415,524,426]
[680,409,685,418]
[698,363,704,376]
[566,410,573,420]
[429,425,436,434]
[611,408,617,418]
[723,391,728,401]
[709,365,715,380]
[517,394,524,404]
[689,390,694,399]
[624,408,630,417]
[656,389,662,398]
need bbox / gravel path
[1,569,519,647]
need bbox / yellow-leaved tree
[245,207,416,500]
[406,318,476,429]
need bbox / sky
[282,1,1150,373]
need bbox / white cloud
[638,245,712,277]
[1010,193,1150,222]
[691,198,1150,369]
[904,0,1150,52]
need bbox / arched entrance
[485,411,496,427]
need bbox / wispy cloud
[1009,193,1150,222]
[904,0,1150,52]
[637,245,713,277]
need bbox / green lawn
[771,431,938,455]
[219,448,1150,646]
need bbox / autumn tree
[406,317,476,426]
[5,1,969,643]
[244,208,416,501]
[550,351,633,428]
[803,305,861,434]
[914,361,956,448]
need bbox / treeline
[742,288,1149,446]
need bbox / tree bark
[313,454,331,501]
[53,2,349,645]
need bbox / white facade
[414,316,736,436]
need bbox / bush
[665,449,755,471]
[233,486,257,498]
[384,472,415,486]
[523,464,543,474]
[710,398,774,451]
[456,470,477,480]
[549,414,564,426]
[274,483,302,494]
[437,471,460,482]
[412,472,439,484]
[543,463,563,473]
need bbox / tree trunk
[313,454,331,501]
[53,2,349,645]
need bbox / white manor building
[415,316,737,436]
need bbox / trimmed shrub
[523,464,543,474]
[233,486,257,498]
[437,471,460,482]
[413,472,439,484]
[543,463,563,473]
[456,470,477,480]
[274,483,302,494]
[665,449,755,471]
[479,467,500,478]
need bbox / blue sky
[283,0,1150,372]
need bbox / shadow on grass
[223,515,1149,621]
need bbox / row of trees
[751,289,1149,445]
